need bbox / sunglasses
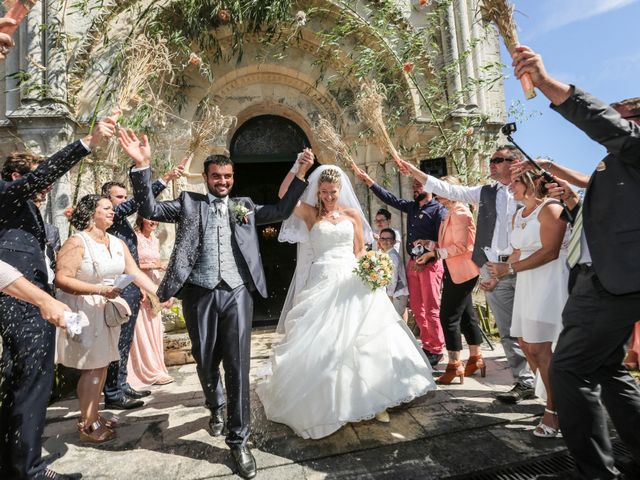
[489,156,515,165]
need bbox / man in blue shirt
[353,166,447,366]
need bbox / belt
[575,263,593,273]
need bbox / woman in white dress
[55,195,161,443]
[256,165,435,440]
[487,172,569,438]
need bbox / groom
[120,129,312,479]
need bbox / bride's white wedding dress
[256,219,436,439]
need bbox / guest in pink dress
[624,322,640,371]
[127,215,174,387]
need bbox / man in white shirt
[393,146,535,403]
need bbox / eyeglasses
[489,156,515,165]
[379,237,395,241]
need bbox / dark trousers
[104,283,140,401]
[0,295,55,479]
[552,267,640,479]
[440,267,482,352]
[182,282,253,447]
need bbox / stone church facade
[0,0,506,320]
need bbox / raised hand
[162,164,186,182]
[296,147,314,177]
[392,152,411,176]
[118,128,151,167]
[545,176,580,210]
[350,163,374,187]
[86,110,120,150]
[0,18,16,59]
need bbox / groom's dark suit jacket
[130,167,307,302]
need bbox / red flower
[188,52,201,66]
[419,0,429,6]
[403,62,415,73]
[217,9,231,24]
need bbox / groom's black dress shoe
[104,396,144,410]
[208,408,225,437]
[123,386,151,399]
[230,446,257,479]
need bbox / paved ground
[43,327,568,479]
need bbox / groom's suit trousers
[181,282,253,447]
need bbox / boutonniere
[230,201,251,225]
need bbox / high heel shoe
[436,361,464,385]
[533,408,561,438]
[375,410,390,423]
[464,355,486,377]
[79,420,117,444]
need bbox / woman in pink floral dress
[127,215,173,387]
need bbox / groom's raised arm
[255,176,308,226]
[130,167,182,223]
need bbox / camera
[411,244,425,257]
[501,122,517,135]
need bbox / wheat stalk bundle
[115,35,173,113]
[480,0,536,99]
[187,101,237,159]
[312,117,355,167]
[355,81,399,159]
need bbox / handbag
[104,296,132,327]
[78,232,132,328]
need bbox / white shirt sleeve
[424,176,483,205]
[130,166,151,173]
[0,261,23,290]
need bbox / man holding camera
[513,46,640,480]
[392,146,536,403]
[352,166,447,367]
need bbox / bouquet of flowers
[353,250,394,291]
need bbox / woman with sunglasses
[487,171,569,438]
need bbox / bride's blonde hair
[316,167,342,217]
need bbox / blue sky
[500,0,639,173]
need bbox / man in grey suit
[120,129,313,479]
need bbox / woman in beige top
[55,195,160,444]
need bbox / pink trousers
[407,258,445,354]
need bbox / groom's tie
[212,198,225,217]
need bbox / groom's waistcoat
[188,202,250,290]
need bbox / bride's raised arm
[278,148,317,230]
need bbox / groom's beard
[413,192,427,202]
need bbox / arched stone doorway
[231,115,310,325]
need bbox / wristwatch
[507,263,515,276]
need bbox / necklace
[322,208,340,220]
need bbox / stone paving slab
[43,327,566,479]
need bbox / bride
[256,163,436,440]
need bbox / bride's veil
[276,165,374,333]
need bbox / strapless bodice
[310,220,355,263]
